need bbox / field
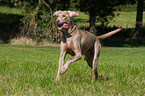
[74,12,145,28]
[0,44,145,95]
[0,7,23,15]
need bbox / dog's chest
[66,38,73,48]
[67,38,72,45]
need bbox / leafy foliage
[1,0,72,43]
[0,0,139,43]
[20,0,59,43]
[73,0,116,26]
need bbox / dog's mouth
[57,23,69,30]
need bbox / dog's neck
[68,20,76,33]
[61,21,76,43]
[68,25,76,34]
[61,31,71,43]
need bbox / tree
[134,0,144,38]
[4,0,71,42]
[73,0,116,33]
[72,0,138,34]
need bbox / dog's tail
[97,28,122,40]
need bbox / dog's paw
[56,76,60,82]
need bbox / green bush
[20,9,59,43]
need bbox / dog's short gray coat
[53,10,122,82]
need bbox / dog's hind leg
[92,39,101,80]
[85,49,94,68]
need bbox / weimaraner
[53,10,122,82]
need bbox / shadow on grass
[62,73,110,83]
[97,74,110,81]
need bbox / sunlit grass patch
[74,12,145,28]
[0,7,24,15]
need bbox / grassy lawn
[109,12,145,28]
[0,7,24,15]
[74,12,145,28]
[0,44,144,95]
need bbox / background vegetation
[0,0,145,46]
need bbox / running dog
[53,10,122,81]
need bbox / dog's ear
[68,11,79,18]
[53,10,61,17]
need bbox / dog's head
[53,10,79,30]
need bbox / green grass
[74,12,145,28]
[0,7,24,15]
[109,12,145,28]
[115,4,137,12]
[74,12,89,27]
[0,44,145,95]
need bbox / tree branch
[41,0,55,29]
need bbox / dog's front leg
[60,40,82,74]
[56,52,66,81]
[56,43,67,82]
[60,52,81,74]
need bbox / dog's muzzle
[56,19,69,30]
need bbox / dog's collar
[68,25,76,34]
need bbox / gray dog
[53,10,122,81]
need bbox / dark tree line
[1,0,144,42]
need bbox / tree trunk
[89,14,96,33]
[134,0,144,38]
[89,0,97,34]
